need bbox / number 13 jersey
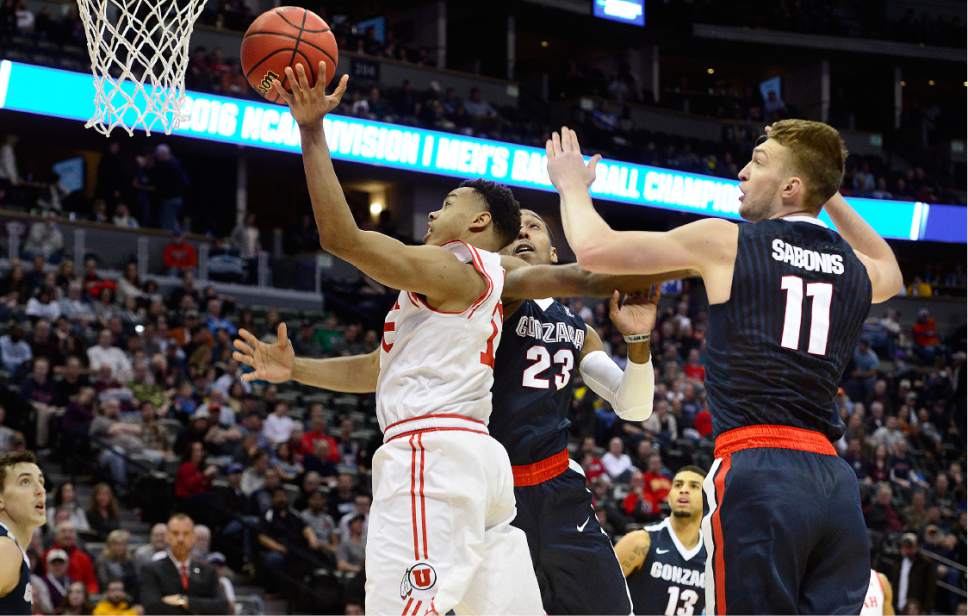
[705,216,872,441]
[377,241,505,434]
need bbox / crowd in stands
[0,227,965,611]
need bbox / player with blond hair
[546,121,903,614]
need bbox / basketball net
[76,0,206,137]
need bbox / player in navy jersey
[493,209,662,614]
[615,466,706,615]
[547,122,903,614]
[0,451,47,615]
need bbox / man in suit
[891,533,936,614]
[140,513,229,615]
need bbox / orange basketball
[240,6,339,103]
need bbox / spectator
[912,309,942,363]
[89,399,145,492]
[94,530,139,600]
[26,285,61,320]
[139,513,229,615]
[47,482,92,536]
[336,514,366,574]
[133,523,168,574]
[204,298,236,336]
[87,329,133,382]
[45,521,99,594]
[149,144,189,232]
[191,525,211,562]
[61,581,93,615]
[240,448,270,496]
[163,232,198,276]
[263,401,294,446]
[21,356,58,447]
[41,548,73,612]
[463,87,496,121]
[174,441,217,523]
[257,487,324,592]
[248,467,282,518]
[338,494,370,544]
[230,212,261,259]
[205,553,236,615]
[87,483,121,542]
[850,338,880,398]
[890,533,936,613]
[864,482,904,533]
[111,203,140,229]
[91,578,140,616]
[0,323,31,374]
[59,282,96,324]
[301,489,337,556]
[0,134,20,186]
[601,437,633,482]
[23,211,64,261]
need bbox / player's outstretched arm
[276,62,484,308]
[579,289,657,421]
[232,322,379,394]
[821,192,903,303]
[501,256,695,302]
[546,126,736,279]
[614,530,650,577]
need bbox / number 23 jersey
[377,241,505,433]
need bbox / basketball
[240,6,339,103]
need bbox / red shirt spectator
[912,311,940,348]
[642,454,672,512]
[683,350,705,381]
[693,408,713,437]
[301,430,340,463]
[622,472,661,519]
[581,453,606,484]
[163,235,198,272]
[174,442,214,499]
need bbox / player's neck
[669,515,702,550]
[769,207,816,220]
[0,514,32,549]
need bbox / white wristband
[623,333,651,344]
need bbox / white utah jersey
[376,241,505,434]
[861,570,886,616]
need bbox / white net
[76,0,207,137]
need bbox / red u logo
[413,568,431,588]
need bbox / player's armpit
[0,540,21,595]
[340,233,486,312]
[614,530,650,577]
[501,258,696,302]
[572,217,737,278]
[854,249,904,304]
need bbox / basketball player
[260,62,668,615]
[545,123,903,614]
[614,466,706,615]
[0,451,47,615]
[493,209,663,614]
[861,569,895,615]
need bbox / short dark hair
[459,179,521,247]
[0,451,37,493]
[675,465,707,479]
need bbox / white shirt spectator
[87,343,133,381]
[0,140,18,184]
[601,450,634,480]
[338,511,368,544]
[263,412,294,445]
[59,296,95,322]
[24,221,64,259]
[26,297,61,321]
[230,222,260,259]
[16,6,35,32]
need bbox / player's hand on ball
[273,61,348,128]
[546,126,602,192]
[233,322,295,383]
[609,286,660,338]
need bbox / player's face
[501,210,558,265]
[737,139,789,222]
[0,463,47,528]
[424,187,487,246]
[667,471,704,518]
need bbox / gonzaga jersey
[706,216,871,441]
[376,241,505,432]
[0,523,31,615]
[628,519,705,616]
[490,299,586,465]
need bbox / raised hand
[546,126,602,192]
[272,61,349,128]
[608,286,660,338]
[232,322,295,383]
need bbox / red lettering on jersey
[480,302,502,368]
[382,301,401,352]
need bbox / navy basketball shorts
[511,449,632,615]
[700,425,870,615]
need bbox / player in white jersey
[861,569,894,616]
[242,62,663,614]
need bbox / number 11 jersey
[705,216,872,441]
